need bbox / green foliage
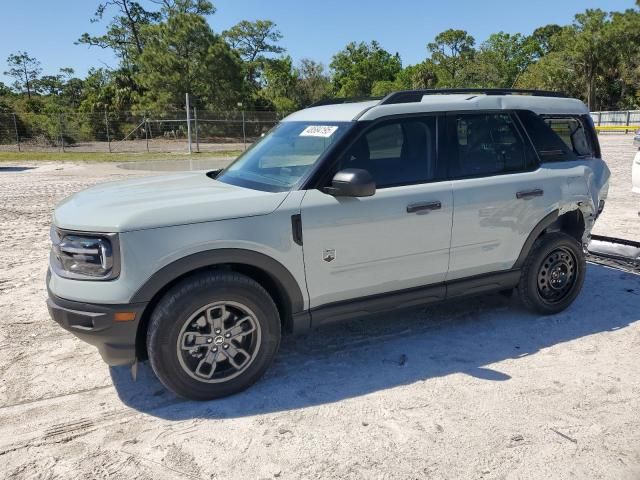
[223,19,285,90]
[2,0,640,124]
[330,41,402,97]
[4,51,42,98]
[427,29,475,87]
[223,20,284,63]
[136,11,245,111]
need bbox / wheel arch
[132,249,308,360]
[514,208,586,269]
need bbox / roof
[282,92,589,123]
[282,100,379,123]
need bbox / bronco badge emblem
[323,249,336,263]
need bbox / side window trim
[445,110,538,181]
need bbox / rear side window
[517,110,578,162]
[447,113,534,178]
[541,115,593,157]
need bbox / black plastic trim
[446,270,521,298]
[47,288,146,366]
[380,89,568,105]
[310,284,447,326]
[130,249,306,316]
[309,269,522,327]
[291,214,303,246]
[513,210,560,268]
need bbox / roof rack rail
[379,88,569,105]
[308,96,383,108]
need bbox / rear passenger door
[446,111,549,280]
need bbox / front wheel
[147,271,281,400]
[517,232,586,315]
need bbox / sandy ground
[591,135,640,241]
[0,136,639,479]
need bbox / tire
[517,232,586,315]
[147,271,281,400]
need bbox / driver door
[300,115,453,310]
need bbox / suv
[47,89,610,400]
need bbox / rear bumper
[47,288,147,366]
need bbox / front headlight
[50,228,120,280]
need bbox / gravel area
[0,135,638,479]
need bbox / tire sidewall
[521,233,586,314]
[148,273,281,400]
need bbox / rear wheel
[147,271,281,400]
[517,232,586,314]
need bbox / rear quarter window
[517,110,578,163]
[540,116,593,157]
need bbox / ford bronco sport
[47,89,610,400]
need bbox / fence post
[58,113,65,152]
[144,115,149,152]
[242,110,247,150]
[105,111,111,153]
[194,107,199,153]
[597,112,601,126]
[626,110,631,133]
[12,113,20,152]
[186,93,193,154]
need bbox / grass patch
[0,150,242,163]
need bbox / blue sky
[0,0,635,84]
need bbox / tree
[427,29,475,87]
[330,41,402,97]
[469,32,537,87]
[296,59,331,105]
[77,0,160,68]
[529,24,564,57]
[223,20,284,63]
[570,9,615,110]
[0,81,11,97]
[4,51,42,98]
[150,0,215,17]
[259,56,299,111]
[136,11,245,110]
[223,20,285,87]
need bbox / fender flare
[512,210,559,269]
[130,248,305,315]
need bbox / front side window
[336,117,439,188]
[448,113,532,178]
[217,121,352,192]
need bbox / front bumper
[47,287,147,366]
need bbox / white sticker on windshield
[300,125,338,137]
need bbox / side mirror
[324,168,376,197]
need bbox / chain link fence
[0,110,287,153]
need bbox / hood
[53,171,289,232]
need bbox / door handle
[516,189,544,200]
[407,201,442,213]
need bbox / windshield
[216,121,352,192]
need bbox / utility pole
[186,93,193,155]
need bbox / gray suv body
[48,89,610,400]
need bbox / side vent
[291,214,303,246]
